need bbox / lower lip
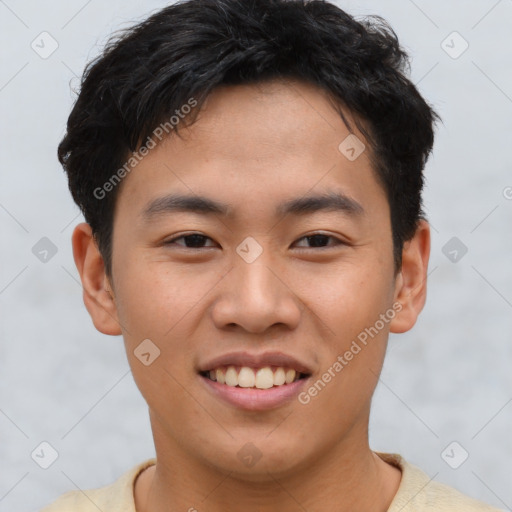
[199,374,310,411]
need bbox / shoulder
[40,458,157,512]
[377,452,504,512]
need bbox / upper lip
[198,351,313,375]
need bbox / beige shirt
[41,452,503,511]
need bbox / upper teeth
[207,366,300,389]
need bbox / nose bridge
[211,244,301,333]
[234,235,279,305]
[238,257,278,309]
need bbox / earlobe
[389,220,431,334]
[71,223,122,336]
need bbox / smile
[197,351,313,410]
[200,365,307,389]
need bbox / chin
[197,436,312,481]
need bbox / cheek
[112,263,209,418]
[293,260,394,406]
[295,260,395,343]
[113,258,220,342]
[112,259,225,399]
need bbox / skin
[72,78,430,512]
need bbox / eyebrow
[141,191,364,221]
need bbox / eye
[164,233,217,248]
[293,233,345,249]
[164,232,345,250]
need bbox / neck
[135,415,401,512]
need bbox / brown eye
[165,234,216,248]
[294,233,343,249]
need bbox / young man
[43,0,501,510]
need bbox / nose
[210,254,302,334]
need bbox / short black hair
[58,0,439,278]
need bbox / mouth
[199,365,309,389]
[197,351,313,410]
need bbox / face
[76,78,429,480]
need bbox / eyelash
[163,232,346,250]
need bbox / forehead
[176,79,360,160]
[113,79,387,223]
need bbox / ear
[389,220,431,333]
[71,222,122,336]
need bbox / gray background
[0,0,511,510]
